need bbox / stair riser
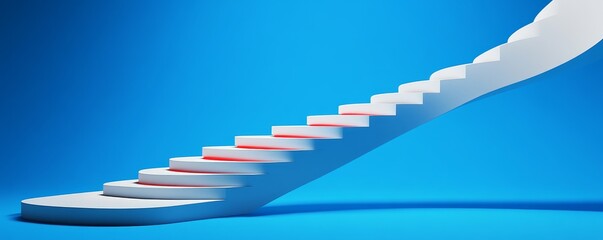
[370,92,424,104]
[235,137,314,150]
[338,104,397,116]
[202,147,293,162]
[430,64,466,81]
[103,184,226,200]
[306,115,369,127]
[138,173,251,187]
[398,80,440,93]
[271,126,342,139]
[169,159,270,173]
[508,24,540,42]
[473,46,500,63]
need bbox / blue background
[1,0,602,239]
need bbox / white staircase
[21,0,603,225]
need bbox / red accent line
[202,156,267,162]
[273,134,324,139]
[135,181,225,188]
[236,145,296,150]
[167,168,238,174]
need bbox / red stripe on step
[202,156,267,162]
[135,181,224,188]
[167,168,238,174]
[236,145,296,150]
[273,134,324,139]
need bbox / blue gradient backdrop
[1,0,602,239]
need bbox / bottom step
[21,191,222,225]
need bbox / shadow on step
[250,201,603,216]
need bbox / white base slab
[21,191,222,225]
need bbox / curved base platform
[21,192,224,225]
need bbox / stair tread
[398,80,440,93]
[22,191,217,209]
[272,125,343,139]
[171,156,284,163]
[140,167,261,176]
[203,146,305,152]
[429,64,467,81]
[105,179,238,189]
[307,115,370,127]
[371,92,424,104]
[339,103,397,116]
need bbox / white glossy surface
[370,92,424,104]
[104,180,233,199]
[138,167,259,186]
[338,103,397,116]
[398,80,440,93]
[235,136,315,150]
[307,115,370,127]
[202,146,296,161]
[169,156,282,173]
[22,191,215,209]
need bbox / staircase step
[398,80,440,93]
[473,46,501,63]
[338,103,396,116]
[103,179,234,200]
[508,16,560,47]
[272,125,343,139]
[170,156,281,173]
[235,135,314,150]
[138,167,259,187]
[534,0,559,21]
[202,146,295,162]
[430,64,467,81]
[464,60,514,83]
[370,92,423,104]
[307,115,369,127]
[499,18,571,65]
[21,191,219,225]
[508,21,540,42]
